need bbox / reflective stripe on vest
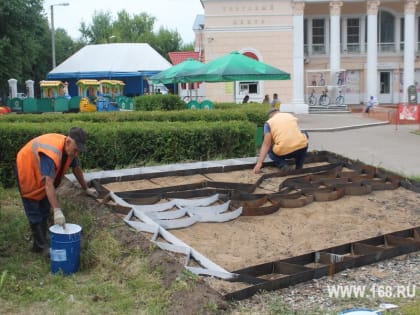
[31,139,63,173]
[16,134,71,200]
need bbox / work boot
[30,223,49,255]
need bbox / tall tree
[0,0,51,99]
[78,10,185,62]
[54,28,80,66]
[150,27,182,60]
[80,11,114,44]
[113,10,155,43]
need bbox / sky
[43,0,204,43]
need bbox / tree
[181,43,195,52]
[54,28,80,66]
[79,10,114,44]
[150,27,182,60]
[78,10,186,62]
[112,10,155,43]
[0,0,52,99]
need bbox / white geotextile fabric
[110,192,240,279]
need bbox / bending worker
[254,108,308,174]
[15,127,98,254]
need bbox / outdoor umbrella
[179,51,291,83]
[150,58,204,84]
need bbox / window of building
[312,19,325,54]
[239,82,259,95]
[378,10,395,52]
[304,19,308,56]
[347,18,360,53]
[418,16,420,51]
[400,17,405,51]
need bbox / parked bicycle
[335,89,345,105]
[319,88,330,106]
[308,89,317,106]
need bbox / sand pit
[102,162,420,295]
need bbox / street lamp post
[51,2,69,69]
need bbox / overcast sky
[43,0,204,43]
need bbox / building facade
[194,0,420,113]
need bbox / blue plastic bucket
[49,223,82,275]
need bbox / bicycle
[335,89,345,106]
[308,89,317,106]
[319,88,330,106]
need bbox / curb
[303,121,390,132]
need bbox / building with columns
[193,0,419,113]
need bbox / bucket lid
[337,309,379,315]
[49,223,81,235]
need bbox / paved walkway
[298,113,420,177]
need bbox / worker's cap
[268,108,279,116]
[69,127,87,152]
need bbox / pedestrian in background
[365,96,375,113]
[262,94,270,104]
[271,93,281,109]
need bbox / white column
[403,0,418,102]
[25,80,35,98]
[8,78,17,98]
[366,1,380,101]
[329,1,343,76]
[286,1,308,114]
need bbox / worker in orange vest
[15,127,98,255]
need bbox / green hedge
[134,94,186,111]
[0,121,256,188]
[0,105,270,126]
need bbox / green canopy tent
[178,51,291,83]
[150,58,204,84]
[150,58,204,101]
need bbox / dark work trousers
[15,164,51,225]
[268,131,309,169]
[268,145,308,169]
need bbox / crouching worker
[253,109,308,174]
[15,127,98,254]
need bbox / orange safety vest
[16,134,73,200]
[268,113,308,156]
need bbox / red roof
[168,51,200,65]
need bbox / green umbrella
[179,51,291,83]
[150,58,204,84]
